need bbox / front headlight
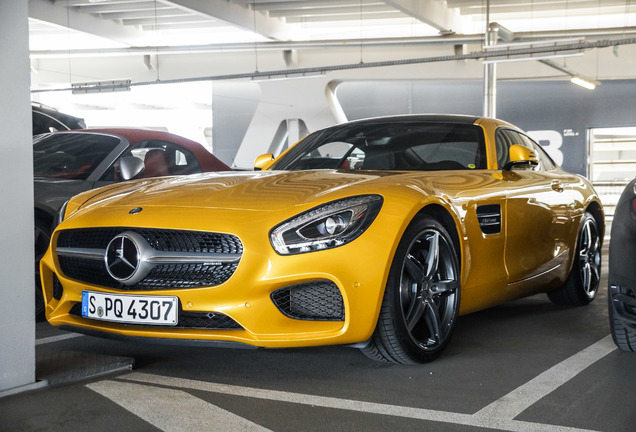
[270,195,383,255]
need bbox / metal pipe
[483,23,499,118]
[29,26,636,59]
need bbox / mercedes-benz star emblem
[105,231,155,285]
[105,234,140,282]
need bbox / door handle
[551,180,564,192]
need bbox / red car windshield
[33,133,121,180]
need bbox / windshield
[33,133,121,180]
[272,122,487,172]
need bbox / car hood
[75,170,413,213]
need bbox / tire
[608,284,636,352]
[548,212,601,306]
[35,218,52,319]
[361,215,460,364]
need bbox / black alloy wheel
[548,212,601,306]
[362,215,460,364]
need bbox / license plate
[82,291,178,326]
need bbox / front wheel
[548,212,601,306]
[361,215,460,364]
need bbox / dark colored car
[608,178,636,351]
[34,128,232,315]
[32,103,85,135]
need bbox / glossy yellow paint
[40,117,603,349]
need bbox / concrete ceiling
[27,1,636,91]
[29,1,636,50]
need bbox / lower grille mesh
[271,281,344,321]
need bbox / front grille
[58,256,238,290]
[68,302,243,330]
[271,280,344,321]
[56,227,242,290]
[57,228,243,254]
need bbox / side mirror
[254,153,275,171]
[120,156,145,180]
[503,144,539,171]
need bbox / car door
[495,128,576,291]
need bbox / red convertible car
[34,128,231,315]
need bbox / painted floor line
[35,333,83,346]
[87,335,616,432]
[87,379,273,432]
[474,334,617,420]
[117,370,599,432]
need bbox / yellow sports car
[40,115,604,364]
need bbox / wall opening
[589,126,636,217]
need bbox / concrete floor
[2,242,635,432]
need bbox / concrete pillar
[0,1,37,393]
[232,77,346,169]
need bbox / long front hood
[77,170,407,212]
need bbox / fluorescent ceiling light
[570,76,598,90]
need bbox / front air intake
[271,281,345,321]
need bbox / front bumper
[40,224,396,348]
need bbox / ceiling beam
[28,0,144,46]
[163,0,297,41]
[381,0,465,34]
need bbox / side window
[495,129,555,171]
[495,129,511,169]
[102,140,201,181]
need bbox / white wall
[0,1,36,392]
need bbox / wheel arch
[585,200,605,241]
[413,204,462,270]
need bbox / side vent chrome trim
[476,204,501,235]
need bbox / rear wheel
[548,212,601,306]
[35,218,51,318]
[361,215,460,364]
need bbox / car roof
[341,114,481,126]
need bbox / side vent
[476,204,501,235]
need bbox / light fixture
[540,59,599,91]
[570,76,598,90]
[71,79,131,94]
